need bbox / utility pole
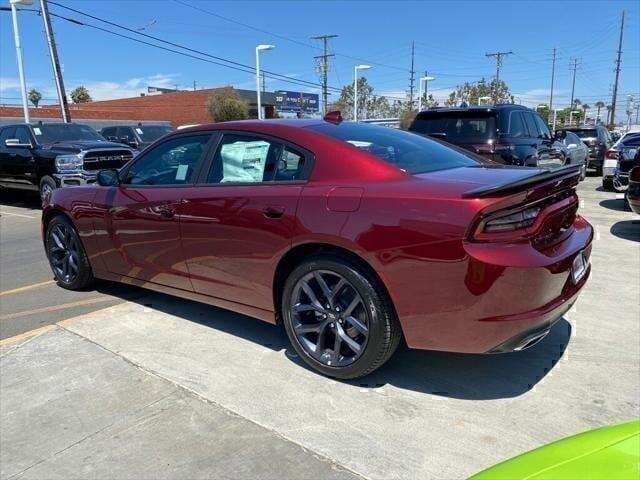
[9,0,30,122]
[485,50,513,103]
[312,34,337,115]
[548,47,556,125]
[569,57,580,114]
[193,80,196,91]
[40,0,71,122]
[408,41,415,110]
[610,10,625,128]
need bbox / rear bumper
[394,216,593,353]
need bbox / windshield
[409,112,497,144]
[32,124,105,144]
[136,125,174,142]
[566,129,597,139]
[307,122,481,174]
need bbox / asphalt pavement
[0,189,146,339]
[1,176,639,479]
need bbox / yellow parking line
[0,280,55,296]
[0,325,56,347]
[0,297,116,321]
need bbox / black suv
[0,123,135,200]
[559,126,612,174]
[101,124,174,151]
[408,104,566,168]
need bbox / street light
[353,64,372,121]
[9,0,32,122]
[255,44,274,120]
[417,75,435,111]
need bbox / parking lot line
[0,280,55,297]
[0,210,39,219]
[0,297,115,321]
[0,324,56,347]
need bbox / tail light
[605,149,620,160]
[471,192,578,243]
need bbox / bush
[206,87,249,122]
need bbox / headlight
[55,154,83,172]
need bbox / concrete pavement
[1,177,638,479]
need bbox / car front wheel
[45,215,94,290]
[39,175,57,202]
[282,255,401,379]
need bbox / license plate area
[572,251,587,284]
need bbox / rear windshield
[307,122,481,174]
[566,129,597,139]
[409,111,497,143]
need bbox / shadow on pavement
[0,189,42,210]
[610,220,640,242]
[94,285,571,401]
[599,198,628,212]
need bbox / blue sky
[1,0,639,121]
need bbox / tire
[39,175,57,202]
[45,215,94,290]
[603,178,614,191]
[281,254,401,379]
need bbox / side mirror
[97,169,120,187]
[554,130,567,140]
[5,138,32,148]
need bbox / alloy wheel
[41,182,53,201]
[290,270,369,367]
[48,223,80,284]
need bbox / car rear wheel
[39,175,56,202]
[45,215,94,290]
[282,255,401,379]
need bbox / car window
[123,134,210,186]
[102,127,117,139]
[118,127,135,142]
[533,114,551,139]
[410,112,497,143]
[508,112,526,138]
[14,127,32,145]
[207,134,278,184]
[310,122,481,174]
[274,146,307,181]
[0,127,16,144]
[522,113,539,138]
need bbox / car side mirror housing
[97,169,120,187]
[5,138,32,148]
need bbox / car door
[531,113,561,167]
[179,132,310,312]
[0,127,15,182]
[0,126,36,186]
[93,133,213,290]
[117,127,138,149]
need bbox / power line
[485,50,513,102]
[48,1,336,93]
[312,34,337,114]
[610,10,625,126]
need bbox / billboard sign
[274,91,319,112]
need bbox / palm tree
[606,104,613,125]
[595,101,605,125]
[582,104,590,125]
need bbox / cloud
[0,77,21,93]
[66,73,181,101]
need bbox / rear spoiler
[461,164,582,199]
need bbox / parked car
[101,124,174,150]
[555,130,589,180]
[0,123,135,200]
[408,105,568,169]
[560,125,613,175]
[604,132,640,190]
[626,166,640,214]
[42,118,593,379]
[471,420,640,479]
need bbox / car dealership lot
[1,176,639,479]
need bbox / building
[0,87,279,128]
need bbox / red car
[42,118,593,379]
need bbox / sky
[1,0,639,121]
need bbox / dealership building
[0,87,320,129]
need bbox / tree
[70,86,92,103]
[595,101,605,124]
[28,89,42,108]
[445,78,514,106]
[331,77,402,120]
[419,92,439,109]
[582,103,590,125]
[206,86,249,122]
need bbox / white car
[604,131,640,191]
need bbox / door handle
[158,205,175,218]
[263,206,285,218]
